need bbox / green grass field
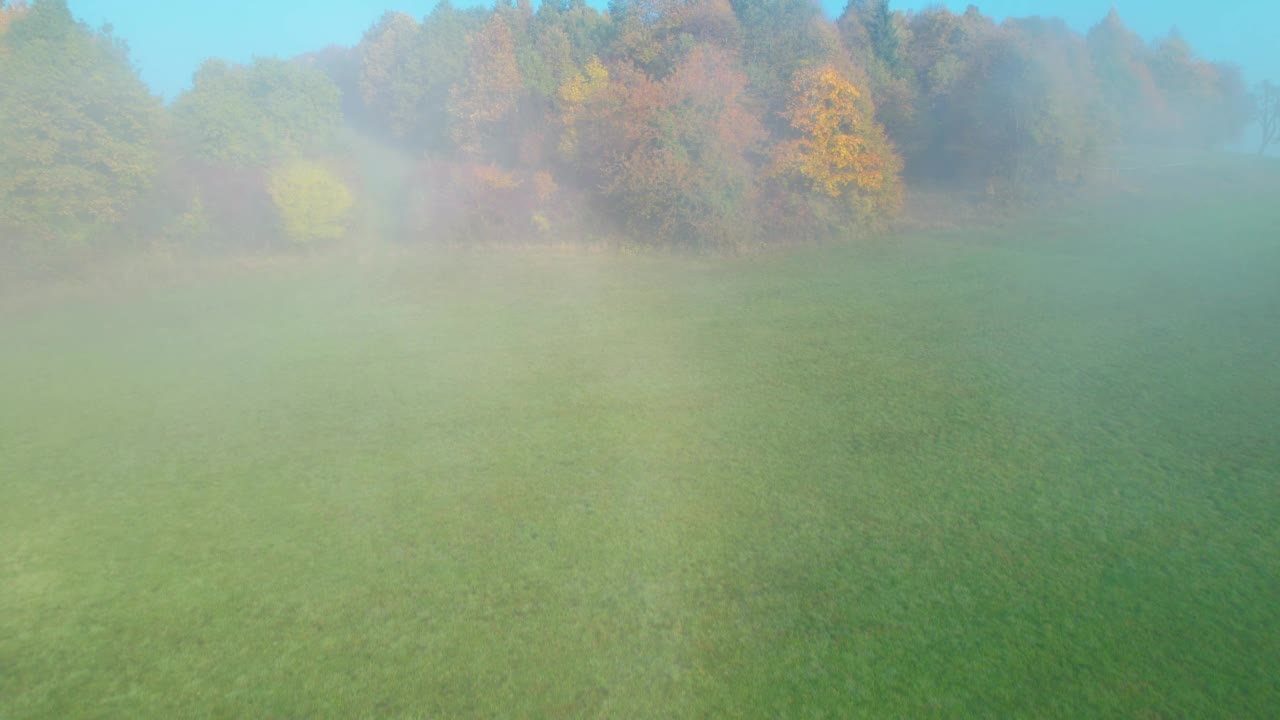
[3,161,1279,718]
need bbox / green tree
[837,0,915,165]
[520,24,575,103]
[449,13,524,157]
[535,0,610,68]
[731,0,842,127]
[172,57,341,167]
[943,19,1105,192]
[0,0,162,257]
[894,5,993,176]
[842,0,900,73]
[355,5,480,151]
[1087,7,1166,143]
[357,12,426,140]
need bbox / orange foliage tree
[604,46,764,246]
[769,65,902,221]
[560,59,662,185]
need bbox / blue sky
[63,0,1278,101]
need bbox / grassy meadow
[2,160,1279,717]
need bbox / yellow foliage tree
[770,66,902,217]
[268,161,355,245]
[556,57,609,158]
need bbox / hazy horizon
[62,0,1279,101]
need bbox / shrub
[267,161,355,245]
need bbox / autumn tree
[769,65,902,224]
[500,16,581,168]
[449,13,523,157]
[606,0,729,76]
[607,45,764,246]
[556,55,611,159]
[561,59,662,189]
[0,0,162,258]
[8,0,1269,256]
[606,0,672,73]
[838,0,915,163]
[668,0,741,52]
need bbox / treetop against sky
[61,0,1277,100]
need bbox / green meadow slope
[3,158,1279,718]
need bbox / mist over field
[2,0,1279,717]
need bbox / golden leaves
[556,57,609,158]
[770,66,889,199]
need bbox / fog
[3,0,1279,717]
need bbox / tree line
[0,0,1262,263]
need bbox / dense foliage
[268,161,355,245]
[0,0,161,260]
[172,58,341,167]
[0,0,1262,260]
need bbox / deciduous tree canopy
[172,57,342,167]
[0,0,161,258]
[0,0,1259,258]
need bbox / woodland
[0,0,1262,262]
